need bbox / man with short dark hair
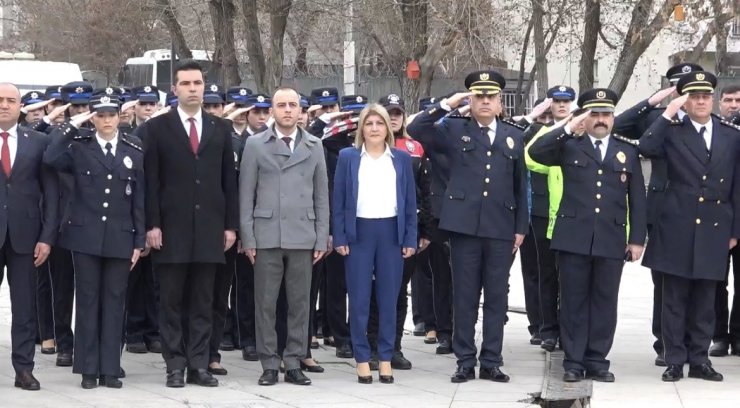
[140,60,238,388]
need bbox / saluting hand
[444,92,474,109]
[648,87,676,107]
[663,94,689,120]
[567,110,591,137]
[527,98,553,121]
[121,100,138,113]
[513,234,524,254]
[33,242,51,267]
[21,98,54,114]
[226,106,253,121]
[70,111,96,128]
[307,104,323,115]
[149,106,171,119]
[44,103,71,123]
[130,248,142,270]
[222,103,237,116]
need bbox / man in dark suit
[639,71,740,382]
[610,62,704,366]
[0,82,59,390]
[529,89,647,383]
[140,61,239,388]
[407,71,528,383]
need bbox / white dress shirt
[356,144,397,219]
[0,125,18,167]
[690,118,713,150]
[275,127,299,152]
[177,106,203,142]
[588,134,610,161]
[477,120,497,145]
[95,132,119,156]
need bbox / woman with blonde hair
[332,104,418,384]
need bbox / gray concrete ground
[0,256,737,407]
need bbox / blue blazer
[332,146,417,249]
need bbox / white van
[0,52,83,95]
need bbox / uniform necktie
[281,136,292,152]
[0,132,10,177]
[699,126,709,151]
[594,140,603,162]
[104,142,114,167]
[188,117,199,154]
[481,126,492,145]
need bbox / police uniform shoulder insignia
[120,136,143,151]
[612,133,639,146]
[73,133,91,140]
[720,119,740,132]
[502,118,526,130]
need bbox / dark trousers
[0,238,38,372]
[418,229,453,341]
[346,218,404,363]
[411,250,434,331]
[209,246,236,364]
[534,217,559,340]
[158,262,216,371]
[368,253,414,352]
[125,255,159,345]
[36,262,54,341]
[449,232,512,369]
[322,251,351,346]
[714,246,740,342]
[229,252,255,348]
[50,247,75,353]
[651,270,664,355]
[72,253,129,376]
[519,223,542,336]
[662,273,716,366]
[558,252,622,372]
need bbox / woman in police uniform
[43,89,145,389]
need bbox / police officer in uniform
[639,71,740,382]
[407,71,528,383]
[130,85,159,130]
[614,62,704,366]
[529,89,647,383]
[44,91,145,389]
[20,91,47,125]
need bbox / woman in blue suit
[333,104,418,384]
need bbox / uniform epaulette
[120,136,143,151]
[612,133,639,146]
[669,118,683,125]
[720,119,740,132]
[72,134,91,141]
[446,114,470,120]
[501,118,526,130]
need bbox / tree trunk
[399,0,430,112]
[515,15,534,114]
[266,0,292,93]
[607,0,680,95]
[532,0,548,97]
[578,0,600,91]
[713,0,729,76]
[154,0,192,59]
[208,0,241,87]
[241,0,267,92]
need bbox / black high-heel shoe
[358,374,373,384]
[379,374,394,384]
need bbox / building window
[731,17,740,38]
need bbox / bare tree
[240,0,292,93]
[209,0,241,87]
[153,0,193,59]
[578,0,601,91]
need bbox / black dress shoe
[379,374,394,384]
[451,366,475,383]
[540,338,557,352]
[126,342,148,354]
[219,337,235,351]
[147,340,163,354]
[336,343,354,358]
[40,346,56,355]
[391,351,412,370]
[709,340,729,357]
[300,361,325,373]
[436,338,452,354]
[120,367,126,378]
[731,341,740,356]
[101,375,122,388]
[81,374,97,389]
[563,369,583,383]
[357,374,373,384]
[480,366,510,383]
[529,333,542,345]
[688,363,723,381]
[285,368,312,385]
[166,370,185,388]
[310,340,319,349]
[242,346,258,361]
[413,323,425,336]
[661,365,683,382]
[56,352,73,367]
[14,370,40,391]
[323,337,336,347]
[207,365,228,375]
[586,369,615,382]
[258,369,279,386]
[655,354,667,367]
[187,369,219,386]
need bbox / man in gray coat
[240,87,330,386]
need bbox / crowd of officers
[3,59,740,391]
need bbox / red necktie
[0,132,10,177]
[188,118,199,154]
